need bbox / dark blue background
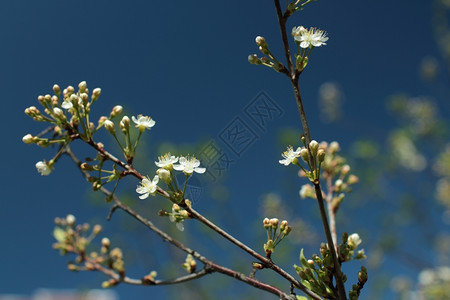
[1,0,448,299]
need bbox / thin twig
[65,147,296,300]
[273,1,347,299]
[81,136,320,298]
[185,206,321,299]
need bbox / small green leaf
[300,248,309,267]
[53,227,66,243]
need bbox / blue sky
[1,0,448,299]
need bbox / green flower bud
[317,148,326,162]
[300,148,309,162]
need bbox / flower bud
[53,107,66,121]
[341,164,350,175]
[280,220,288,231]
[248,54,261,65]
[299,183,315,199]
[101,237,110,248]
[36,160,53,175]
[104,120,115,134]
[78,81,87,93]
[329,141,340,154]
[92,88,101,101]
[270,218,279,229]
[44,94,52,104]
[80,93,89,105]
[111,105,123,118]
[97,115,107,126]
[263,217,270,228]
[300,148,309,162]
[120,116,130,132]
[317,148,326,162]
[66,214,76,226]
[347,174,359,185]
[347,233,362,250]
[309,140,319,156]
[156,168,171,184]
[69,94,80,108]
[90,225,101,235]
[37,95,45,104]
[66,85,75,95]
[51,95,58,106]
[255,36,267,48]
[80,163,94,171]
[22,134,35,144]
[53,84,61,96]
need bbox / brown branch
[81,252,210,286]
[65,147,297,300]
[273,1,347,299]
[72,137,320,298]
[314,182,346,300]
[185,206,321,299]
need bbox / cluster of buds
[23,82,124,176]
[53,215,126,286]
[182,254,197,274]
[53,214,101,256]
[24,81,101,138]
[294,247,337,298]
[349,266,368,300]
[279,137,326,183]
[300,141,359,211]
[248,36,286,72]
[101,112,155,160]
[159,202,191,232]
[262,218,291,258]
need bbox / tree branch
[65,147,298,300]
[273,1,347,299]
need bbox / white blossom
[36,161,52,176]
[293,26,328,49]
[132,114,155,132]
[173,156,206,175]
[136,175,159,199]
[155,153,178,168]
[347,233,362,250]
[279,146,302,166]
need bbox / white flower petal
[138,193,149,200]
[194,167,206,174]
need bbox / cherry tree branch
[64,147,300,300]
[273,1,347,299]
[79,135,320,298]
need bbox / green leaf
[300,248,309,268]
[53,227,66,243]
[301,279,312,290]
[296,296,309,300]
[293,264,302,272]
